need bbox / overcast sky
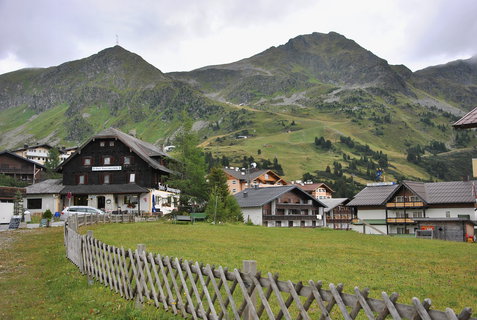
[0,0,476,75]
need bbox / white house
[347,180,477,240]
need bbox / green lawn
[85,222,477,313]
[0,228,180,320]
[1,223,475,319]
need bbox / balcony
[263,215,317,221]
[386,202,425,208]
[386,218,415,224]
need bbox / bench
[174,215,193,224]
[190,212,207,221]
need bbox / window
[82,157,92,166]
[100,141,105,147]
[413,211,423,218]
[123,156,132,165]
[232,180,237,184]
[232,189,236,193]
[102,174,111,184]
[446,211,451,218]
[103,156,112,165]
[27,198,42,209]
[129,173,136,183]
[395,196,404,202]
[109,141,115,147]
[77,174,87,185]
[409,196,419,202]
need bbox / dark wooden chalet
[0,151,46,184]
[57,128,174,213]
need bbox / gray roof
[61,183,149,195]
[347,184,399,206]
[59,127,174,174]
[348,180,477,207]
[320,198,349,212]
[453,107,477,129]
[421,180,476,204]
[26,179,63,194]
[234,185,326,208]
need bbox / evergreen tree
[168,118,208,208]
[45,147,62,178]
[205,167,242,223]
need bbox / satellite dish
[251,162,257,168]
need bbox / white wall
[357,209,386,219]
[242,207,262,225]
[0,203,14,223]
[426,207,476,220]
[24,195,60,215]
[351,224,387,235]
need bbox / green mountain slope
[0,32,475,185]
[410,56,477,110]
[0,46,224,146]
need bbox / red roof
[453,107,477,129]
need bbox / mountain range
[0,31,476,185]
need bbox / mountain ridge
[0,31,475,183]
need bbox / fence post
[243,260,257,320]
[135,244,146,310]
[87,230,94,285]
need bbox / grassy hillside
[0,32,475,184]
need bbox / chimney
[243,191,248,198]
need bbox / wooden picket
[64,216,475,320]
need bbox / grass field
[0,228,181,320]
[1,223,475,319]
[85,222,477,313]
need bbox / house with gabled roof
[292,181,334,199]
[56,128,179,214]
[0,151,46,184]
[223,167,288,194]
[347,181,477,241]
[234,185,326,227]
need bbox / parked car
[61,206,105,220]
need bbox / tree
[205,167,242,223]
[168,119,208,208]
[45,147,62,178]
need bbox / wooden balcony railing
[386,218,415,224]
[386,202,425,208]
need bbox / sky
[0,0,476,75]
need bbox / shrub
[42,209,53,220]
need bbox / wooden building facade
[57,128,176,214]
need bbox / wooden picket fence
[64,217,475,320]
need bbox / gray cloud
[407,0,477,67]
[0,0,475,74]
